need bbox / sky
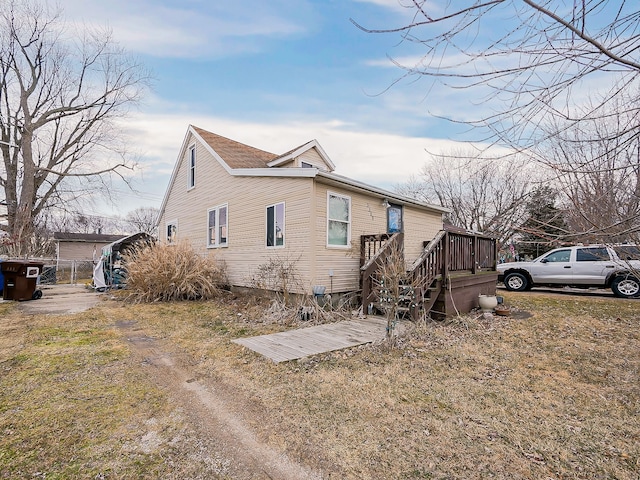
[54,0,489,219]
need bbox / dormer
[267,139,336,172]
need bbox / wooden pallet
[233,317,394,363]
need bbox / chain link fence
[32,259,96,285]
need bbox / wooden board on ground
[232,317,392,363]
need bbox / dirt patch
[115,319,322,480]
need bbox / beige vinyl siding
[298,149,329,170]
[160,133,206,247]
[159,131,443,295]
[313,184,384,293]
[312,181,443,293]
[274,159,295,168]
[159,133,316,293]
[403,205,443,262]
[219,177,314,291]
[275,149,330,170]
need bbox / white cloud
[57,0,308,58]
[352,0,440,15]
[352,0,408,11]
[117,111,503,206]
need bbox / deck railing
[410,230,447,292]
[411,230,496,319]
[361,230,497,320]
[360,233,404,313]
[429,232,497,274]
[360,233,396,269]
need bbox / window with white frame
[266,202,285,247]
[166,221,177,244]
[207,204,228,247]
[188,145,196,189]
[327,192,351,246]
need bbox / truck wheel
[503,272,530,291]
[611,275,640,298]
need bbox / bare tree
[372,241,413,343]
[543,96,640,244]
[354,1,639,143]
[395,150,535,245]
[355,1,640,242]
[43,211,125,235]
[125,206,159,236]
[0,213,53,257]
[0,0,149,255]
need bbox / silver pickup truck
[497,245,640,298]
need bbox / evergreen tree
[517,186,568,258]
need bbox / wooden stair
[415,279,442,320]
[361,229,498,320]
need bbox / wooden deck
[361,229,498,319]
[232,317,393,363]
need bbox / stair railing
[407,230,447,320]
[360,232,403,315]
[361,229,497,320]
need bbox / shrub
[248,254,303,306]
[122,242,227,303]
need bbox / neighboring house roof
[53,232,124,243]
[158,125,449,222]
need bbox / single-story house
[47,232,126,285]
[54,232,124,262]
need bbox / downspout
[309,175,317,294]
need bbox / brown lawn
[0,291,638,479]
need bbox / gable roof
[267,139,336,171]
[158,125,449,222]
[192,126,277,169]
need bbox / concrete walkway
[233,317,397,363]
[10,284,103,315]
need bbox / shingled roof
[158,125,450,221]
[53,232,124,243]
[192,126,278,169]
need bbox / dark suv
[497,245,640,298]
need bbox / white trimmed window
[188,145,196,189]
[166,221,177,245]
[266,202,285,248]
[207,204,228,248]
[327,192,351,247]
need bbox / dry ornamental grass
[123,242,227,303]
